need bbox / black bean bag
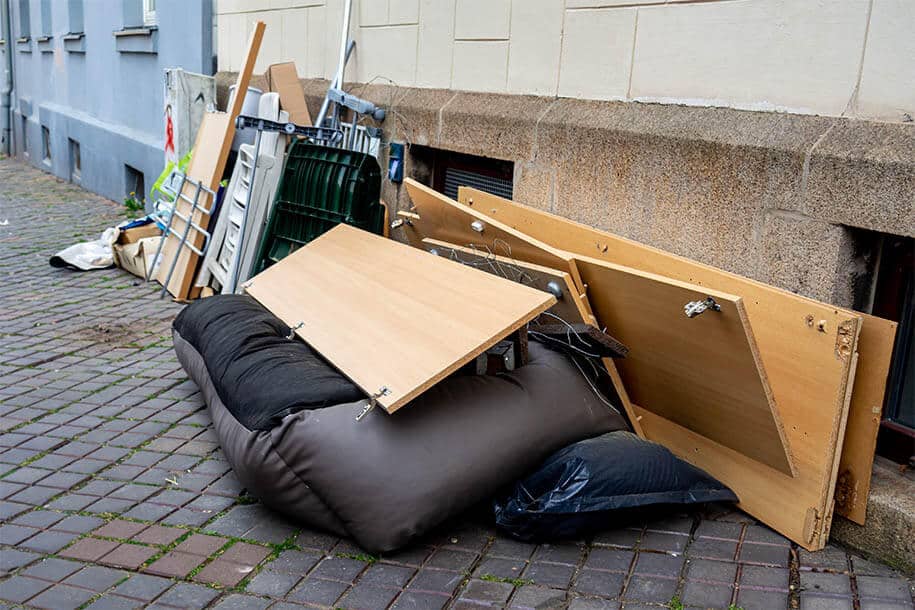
[172,295,627,552]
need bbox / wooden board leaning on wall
[405,180,793,475]
[402,180,644,437]
[156,22,266,299]
[456,186,897,539]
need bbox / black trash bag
[493,431,738,542]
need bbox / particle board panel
[419,238,587,325]
[402,180,644,436]
[835,313,898,523]
[244,224,556,414]
[574,257,793,475]
[456,186,868,548]
[156,22,265,299]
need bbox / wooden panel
[156,22,266,299]
[420,238,587,325]
[835,313,898,523]
[455,187,867,549]
[574,257,793,474]
[244,224,556,413]
[403,180,572,272]
[402,180,644,436]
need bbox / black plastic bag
[493,431,738,541]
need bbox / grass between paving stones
[335,551,379,564]
[479,573,533,587]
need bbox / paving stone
[0,548,40,574]
[0,523,38,545]
[27,583,97,609]
[408,569,464,594]
[12,509,64,529]
[736,587,790,610]
[739,564,789,590]
[144,552,202,578]
[22,557,85,581]
[799,545,851,572]
[460,579,515,605]
[585,548,634,572]
[524,561,575,588]
[800,571,852,595]
[858,600,915,610]
[131,525,183,546]
[246,570,302,597]
[172,533,227,556]
[265,549,322,575]
[799,593,855,610]
[21,529,80,553]
[311,556,368,582]
[573,568,625,597]
[509,584,566,609]
[681,580,733,607]
[60,537,120,562]
[83,595,146,610]
[339,583,401,609]
[622,575,678,603]
[287,577,349,606]
[0,575,53,603]
[474,556,527,580]
[687,536,738,560]
[427,548,478,571]
[153,582,219,607]
[738,542,790,567]
[391,590,451,610]
[488,538,538,559]
[632,552,684,576]
[54,514,105,534]
[64,565,128,592]
[856,576,913,601]
[640,531,689,554]
[194,557,258,586]
[211,593,272,610]
[122,502,175,522]
[94,520,147,540]
[110,574,172,601]
[684,558,737,584]
[567,597,619,610]
[99,543,159,570]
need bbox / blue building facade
[1,0,212,203]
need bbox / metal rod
[227,127,262,293]
[146,173,187,282]
[315,0,353,127]
[159,181,203,298]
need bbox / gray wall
[3,0,212,204]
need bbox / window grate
[443,167,513,201]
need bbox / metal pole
[1,0,14,155]
[315,0,353,127]
[227,127,262,293]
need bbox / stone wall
[220,73,914,308]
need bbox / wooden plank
[244,224,556,413]
[266,61,312,126]
[835,314,898,523]
[574,257,793,474]
[420,238,587,325]
[402,180,644,436]
[156,22,266,299]
[456,186,868,549]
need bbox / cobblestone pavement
[0,157,913,610]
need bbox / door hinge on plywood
[835,319,856,361]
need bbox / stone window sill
[63,32,85,53]
[36,35,53,53]
[113,26,157,54]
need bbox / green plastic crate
[254,141,384,273]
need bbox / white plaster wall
[214,0,915,122]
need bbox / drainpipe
[0,0,13,155]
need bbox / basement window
[871,235,915,466]
[20,115,28,158]
[69,138,81,182]
[41,126,51,165]
[409,145,514,201]
[125,164,145,203]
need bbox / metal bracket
[684,297,722,318]
[286,321,305,340]
[356,386,390,421]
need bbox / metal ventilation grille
[443,168,513,201]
